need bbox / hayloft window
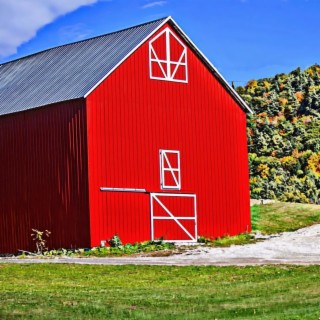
[149,28,188,83]
[160,150,181,190]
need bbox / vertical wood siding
[0,100,90,253]
[86,23,251,246]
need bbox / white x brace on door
[150,193,197,242]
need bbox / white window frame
[149,27,188,83]
[160,149,181,190]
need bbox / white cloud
[142,1,167,9]
[0,0,98,58]
[59,23,92,42]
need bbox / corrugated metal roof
[0,17,168,116]
[0,16,252,116]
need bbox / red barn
[0,17,253,253]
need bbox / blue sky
[0,0,319,85]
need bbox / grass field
[1,202,320,319]
[200,202,320,247]
[0,264,320,319]
[251,202,320,234]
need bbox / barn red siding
[0,100,90,253]
[86,23,251,246]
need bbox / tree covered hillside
[237,65,320,203]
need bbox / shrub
[108,234,122,247]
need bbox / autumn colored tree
[237,65,320,203]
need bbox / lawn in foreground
[0,264,319,319]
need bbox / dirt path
[1,224,320,266]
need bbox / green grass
[1,203,320,319]
[251,202,320,234]
[198,233,255,247]
[197,202,320,247]
[0,264,319,319]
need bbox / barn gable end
[86,21,251,246]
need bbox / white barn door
[150,193,197,242]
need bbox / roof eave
[84,16,171,98]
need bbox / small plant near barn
[19,230,175,258]
[31,229,51,254]
[39,240,175,257]
[107,233,122,247]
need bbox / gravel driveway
[1,224,320,266]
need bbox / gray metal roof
[0,17,167,116]
[0,16,252,116]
